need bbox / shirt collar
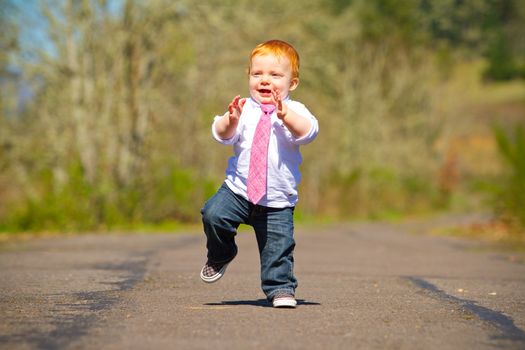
[247,96,290,108]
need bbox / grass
[447,60,525,107]
[430,219,525,253]
[0,220,203,247]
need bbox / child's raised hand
[228,95,246,122]
[272,89,288,120]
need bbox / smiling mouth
[258,89,272,94]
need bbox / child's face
[249,54,298,105]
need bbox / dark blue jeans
[201,183,297,300]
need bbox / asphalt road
[1,218,524,349]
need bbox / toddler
[200,39,319,308]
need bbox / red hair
[249,40,300,79]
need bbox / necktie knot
[260,104,276,116]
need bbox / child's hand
[272,89,288,120]
[228,95,246,123]
[215,96,245,140]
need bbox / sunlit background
[1,0,524,242]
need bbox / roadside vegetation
[1,0,524,244]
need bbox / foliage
[491,125,525,231]
[483,31,523,81]
[419,0,525,81]
[0,0,524,232]
[0,162,214,232]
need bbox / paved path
[1,220,524,349]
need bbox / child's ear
[289,78,299,91]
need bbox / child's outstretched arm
[272,89,312,138]
[214,95,246,140]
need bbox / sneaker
[200,260,231,283]
[272,293,297,308]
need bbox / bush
[0,163,216,232]
[491,124,525,231]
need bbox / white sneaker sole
[200,262,230,283]
[272,297,297,308]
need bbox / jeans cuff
[208,250,237,264]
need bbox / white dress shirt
[212,97,319,208]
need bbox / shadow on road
[407,276,525,344]
[204,299,321,308]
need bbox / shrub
[491,124,525,231]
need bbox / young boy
[200,40,319,308]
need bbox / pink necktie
[247,104,276,204]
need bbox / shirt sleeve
[286,101,319,145]
[211,114,240,145]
